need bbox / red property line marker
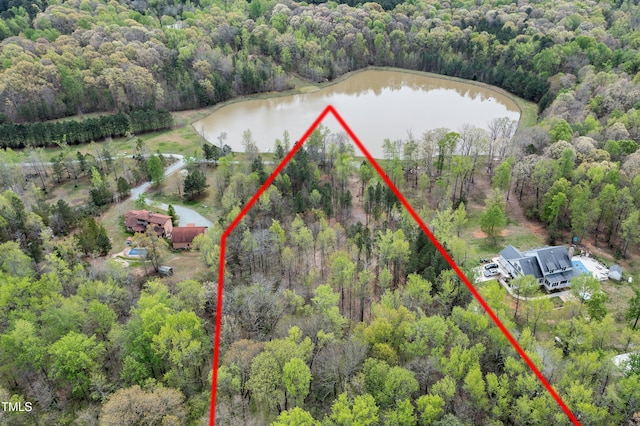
[209,105,581,426]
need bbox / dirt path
[348,176,368,225]
[504,191,548,239]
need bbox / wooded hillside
[2,0,640,425]
[1,0,639,128]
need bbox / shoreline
[186,66,537,138]
[5,67,537,162]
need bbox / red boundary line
[209,105,580,425]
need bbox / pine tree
[184,169,208,200]
[96,226,112,256]
[117,176,131,199]
[167,204,178,227]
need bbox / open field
[466,222,547,261]
[47,178,91,207]
[162,250,208,283]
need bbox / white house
[499,245,578,292]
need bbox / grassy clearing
[99,198,135,256]
[463,212,546,261]
[13,113,206,163]
[47,179,90,207]
[603,279,638,320]
[147,191,217,221]
[41,158,141,206]
[146,164,223,222]
[162,251,208,283]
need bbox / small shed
[158,265,174,276]
[609,265,622,281]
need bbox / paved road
[152,200,212,228]
[127,154,212,228]
[130,154,185,199]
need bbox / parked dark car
[484,263,499,270]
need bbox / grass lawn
[463,214,546,261]
[99,198,135,256]
[47,179,91,207]
[147,190,217,222]
[12,111,206,163]
[42,158,142,206]
[603,279,638,321]
[146,164,224,222]
[162,250,208,283]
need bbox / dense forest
[2,0,639,123]
[3,125,640,424]
[2,0,640,425]
[195,125,640,425]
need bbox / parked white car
[483,268,500,277]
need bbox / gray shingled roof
[545,269,576,283]
[530,246,571,273]
[499,245,522,260]
[518,257,543,279]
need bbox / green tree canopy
[479,192,507,245]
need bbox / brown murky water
[193,69,520,158]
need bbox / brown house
[124,210,173,238]
[171,224,208,249]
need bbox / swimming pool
[572,260,590,275]
[129,248,147,257]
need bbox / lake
[193,69,521,159]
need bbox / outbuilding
[158,265,174,276]
[609,265,622,281]
[171,224,208,249]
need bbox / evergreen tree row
[0,109,173,149]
